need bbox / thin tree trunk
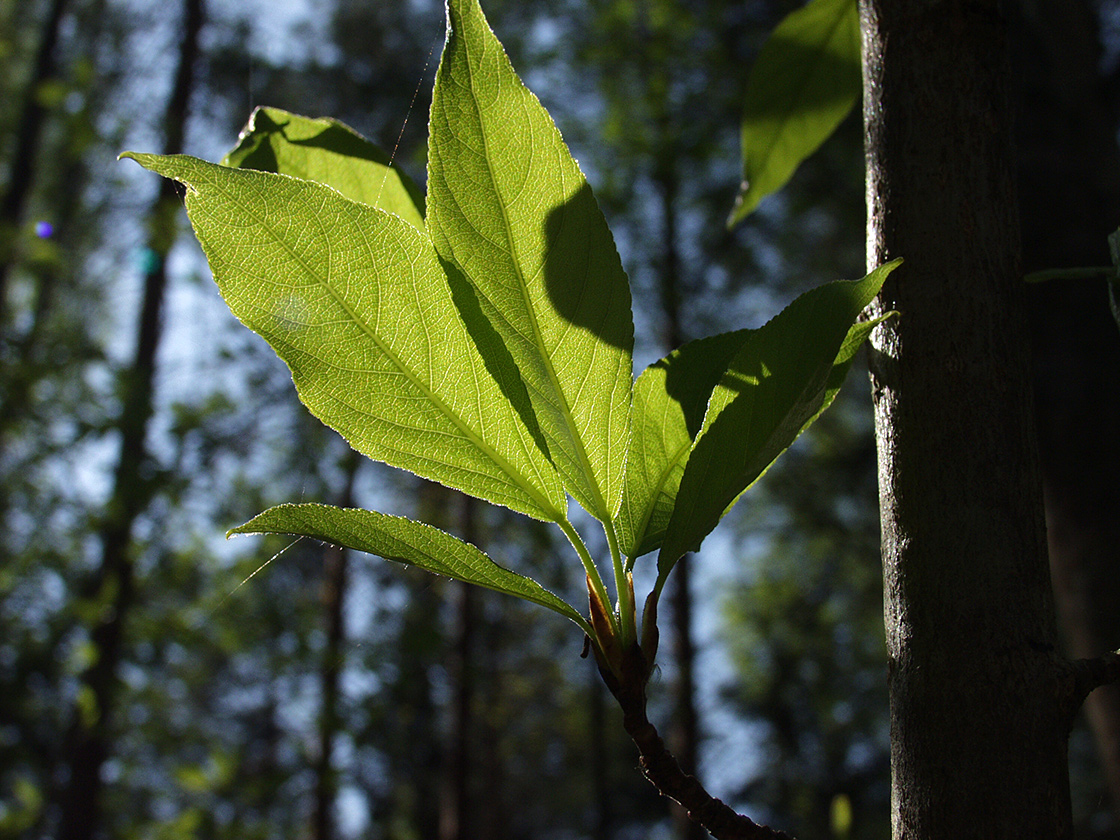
[479,593,507,840]
[860,1,1074,836]
[440,496,478,840]
[55,2,203,837]
[1013,0,1120,824]
[0,0,68,315]
[590,666,611,840]
[0,0,108,447]
[383,540,444,838]
[312,449,362,840]
[0,139,87,444]
[655,157,706,840]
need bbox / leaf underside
[119,0,894,640]
[616,329,747,562]
[232,504,588,631]
[427,0,635,522]
[654,261,898,578]
[121,152,566,522]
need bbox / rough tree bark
[55,1,204,837]
[859,0,1080,835]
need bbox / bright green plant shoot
[122,0,894,828]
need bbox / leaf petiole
[603,520,635,647]
[557,517,618,639]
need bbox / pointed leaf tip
[119,151,164,169]
[656,262,897,577]
[147,154,565,520]
[428,0,634,521]
[233,504,591,633]
[731,0,861,227]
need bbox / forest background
[2,0,1120,838]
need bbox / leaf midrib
[748,0,854,184]
[197,169,563,521]
[626,434,691,564]
[460,34,612,522]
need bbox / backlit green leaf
[729,0,861,226]
[657,261,898,577]
[427,0,634,521]
[619,298,891,567]
[223,106,425,228]
[232,504,590,632]
[120,152,566,522]
[616,330,747,563]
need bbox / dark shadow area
[654,328,749,439]
[541,182,633,352]
[744,31,862,117]
[442,254,554,464]
[224,106,285,171]
[229,107,391,167]
[656,280,861,446]
[224,107,427,213]
[660,282,869,561]
[1012,1,1120,828]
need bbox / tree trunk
[1012,0,1120,824]
[0,0,108,449]
[55,2,204,837]
[440,496,478,840]
[655,156,707,840]
[382,541,444,838]
[312,449,361,840]
[860,1,1075,836]
[0,0,68,316]
[590,667,612,840]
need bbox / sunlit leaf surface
[617,330,746,562]
[233,504,589,631]
[657,262,898,576]
[427,0,634,521]
[121,152,566,522]
[223,106,425,228]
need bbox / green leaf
[232,504,590,632]
[120,152,566,522]
[618,299,891,566]
[427,0,634,521]
[616,330,747,562]
[223,106,425,229]
[729,0,861,227]
[657,261,899,577]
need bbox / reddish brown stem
[599,645,795,840]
